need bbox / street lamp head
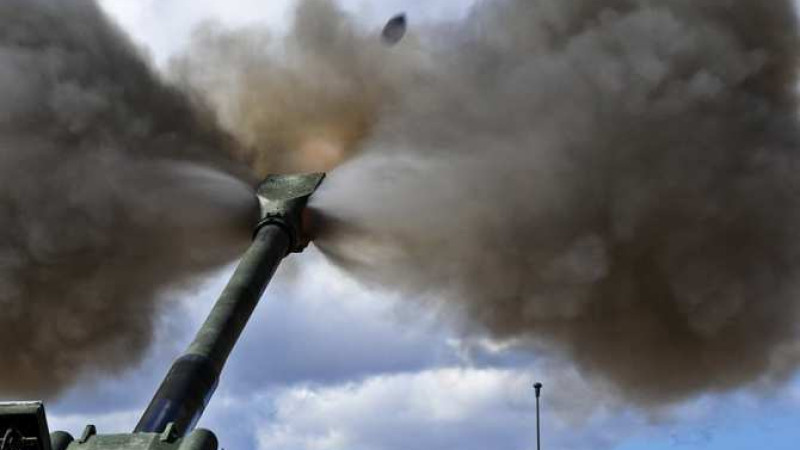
[533,382,543,397]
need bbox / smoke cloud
[5,0,800,407]
[300,0,800,404]
[170,0,405,174]
[0,0,256,397]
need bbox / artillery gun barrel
[134,173,325,437]
[133,226,290,436]
[1,173,325,450]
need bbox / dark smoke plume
[6,0,800,407]
[305,0,800,404]
[0,0,255,397]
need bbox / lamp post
[533,382,543,450]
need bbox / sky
[35,1,800,449]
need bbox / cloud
[98,0,477,66]
[45,285,207,420]
[221,250,461,391]
[98,0,296,64]
[251,367,632,450]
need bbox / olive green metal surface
[185,225,291,372]
[64,428,216,450]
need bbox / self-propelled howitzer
[0,173,325,450]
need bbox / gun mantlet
[255,173,325,253]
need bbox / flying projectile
[382,13,407,45]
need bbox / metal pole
[533,382,542,450]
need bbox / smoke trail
[0,0,256,397]
[303,0,800,404]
